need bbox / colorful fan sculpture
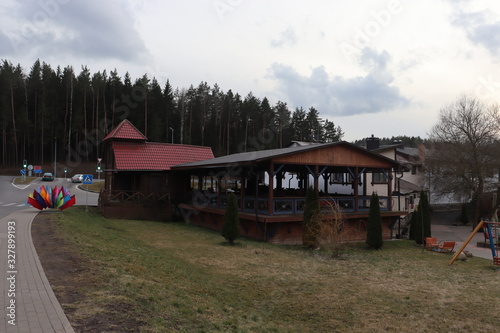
[27,185,76,211]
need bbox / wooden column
[354,167,359,212]
[268,162,274,215]
[388,169,393,210]
[217,176,222,207]
[240,173,246,210]
[314,165,319,194]
[323,173,328,194]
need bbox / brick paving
[0,209,74,333]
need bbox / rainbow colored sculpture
[27,185,76,211]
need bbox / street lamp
[396,169,404,238]
[169,127,174,144]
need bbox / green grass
[53,207,500,332]
[80,181,104,192]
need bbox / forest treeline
[0,59,345,167]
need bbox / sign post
[82,174,93,212]
[97,158,102,180]
[22,160,27,181]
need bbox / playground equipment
[449,221,499,266]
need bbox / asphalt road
[0,175,99,219]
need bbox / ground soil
[31,213,143,332]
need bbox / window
[372,171,388,183]
[330,173,344,184]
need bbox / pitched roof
[103,119,147,142]
[112,142,214,170]
[173,141,400,170]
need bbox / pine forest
[0,59,345,167]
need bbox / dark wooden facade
[98,120,213,221]
[174,142,404,244]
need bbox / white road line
[2,203,16,206]
[12,183,31,190]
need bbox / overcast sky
[1,0,499,141]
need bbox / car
[71,174,84,183]
[42,172,54,181]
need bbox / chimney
[418,143,426,163]
[366,135,380,150]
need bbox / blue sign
[82,174,93,184]
[20,169,26,175]
[33,169,42,174]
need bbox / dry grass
[52,207,500,332]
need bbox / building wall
[180,205,394,245]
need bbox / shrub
[460,203,470,225]
[410,191,431,244]
[318,200,346,257]
[302,187,320,248]
[366,192,383,250]
[221,193,240,244]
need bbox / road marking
[12,183,31,190]
[0,203,27,207]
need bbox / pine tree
[302,187,320,248]
[222,193,240,244]
[366,192,383,249]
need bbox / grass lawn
[49,207,499,332]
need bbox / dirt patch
[31,213,144,332]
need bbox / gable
[273,143,398,168]
[103,119,147,142]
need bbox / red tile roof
[103,119,147,142]
[112,142,214,170]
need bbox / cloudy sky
[1,0,499,141]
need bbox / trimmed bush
[366,192,383,250]
[221,192,240,244]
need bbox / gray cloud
[0,29,15,55]
[452,10,500,56]
[2,0,149,61]
[269,48,409,116]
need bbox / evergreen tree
[366,192,383,249]
[302,187,320,248]
[409,207,423,243]
[420,191,431,239]
[460,203,470,225]
[222,192,240,244]
[409,191,430,244]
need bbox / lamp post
[396,169,404,238]
[54,137,57,178]
[169,127,174,144]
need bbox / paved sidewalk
[0,209,74,332]
[431,223,496,261]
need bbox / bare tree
[428,95,500,225]
[318,200,347,257]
